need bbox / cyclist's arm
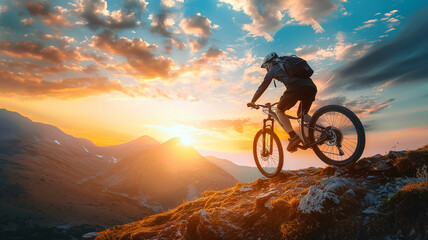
[251,70,274,103]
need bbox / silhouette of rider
[248,52,317,152]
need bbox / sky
[1,0,427,169]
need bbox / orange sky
[1,0,427,169]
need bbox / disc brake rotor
[325,127,343,146]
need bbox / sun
[180,134,194,146]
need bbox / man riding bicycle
[247,52,317,152]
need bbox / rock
[184,209,219,239]
[363,192,376,206]
[362,206,379,214]
[373,160,392,171]
[319,177,356,192]
[345,189,356,196]
[388,150,407,157]
[299,185,340,213]
[299,177,355,213]
[82,232,99,240]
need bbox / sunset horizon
[1,0,428,239]
[1,0,427,170]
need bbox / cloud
[367,98,394,114]
[345,97,395,115]
[354,19,378,31]
[190,47,225,66]
[25,1,50,16]
[220,0,340,41]
[74,0,147,30]
[323,7,428,93]
[316,96,347,107]
[180,47,226,75]
[315,96,395,115]
[24,1,72,27]
[294,33,368,62]
[150,9,175,38]
[0,69,141,99]
[164,38,185,54]
[243,61,264,83]
[153,89,199,102]
[180,13,214,37]
[0,5,8,13]
[0,40,81,63]
[210,77,224,83]
[188,37,208,52]
[179,13,216,52]
[295,45,335,61]
[178,118,250,133]
[91,30,176,80]
[161,0,184,8]
[334,32,371,61]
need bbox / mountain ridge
[0,108,162,229]
[205,155,264,183]
[95,145,428,240]
[95,137,238,211]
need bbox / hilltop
[95,138,237,211]
[0,108,236,239]
[96,145,428,240]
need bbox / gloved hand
[247,102,257,109]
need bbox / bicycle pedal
[287,148,298,153]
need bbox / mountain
[205,155,265,182]
[95,138,238,211]
[0,109,155,229]
[98,135,160,162]
[95,145,428,240]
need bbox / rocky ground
[95,145,428,240]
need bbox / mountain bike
[248,102,365,178]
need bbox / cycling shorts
[277,86,317,114]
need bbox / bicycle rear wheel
[308,105,365,166]
[253,129,284,178]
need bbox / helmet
[261,52,278,68]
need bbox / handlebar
[247,102,278,110]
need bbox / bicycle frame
[259,102,328,150]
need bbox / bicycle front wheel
[308,105,365,166]
[253,129,284,178]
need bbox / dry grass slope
[96,145,428,240]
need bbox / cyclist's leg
[300,86,317,122]
[276,90,299,134]
[299,87,317,137]
[300,87,317,113]
[297,102,312,123]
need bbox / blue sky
[0,0,427,168]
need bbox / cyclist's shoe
[287,135,302,152]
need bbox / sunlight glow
[180,134,194,145]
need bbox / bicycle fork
[262,118,274,156]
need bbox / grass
[95,145,428,240]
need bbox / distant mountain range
[205,155,264,182]
[0,108,237,231]
[0,109,158,228]
[96,138,237,211]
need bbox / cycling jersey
[251,63,317,103]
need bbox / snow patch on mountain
[82,146,89,152]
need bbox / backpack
[277,55,314,78]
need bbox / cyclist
[247,52,317,152]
